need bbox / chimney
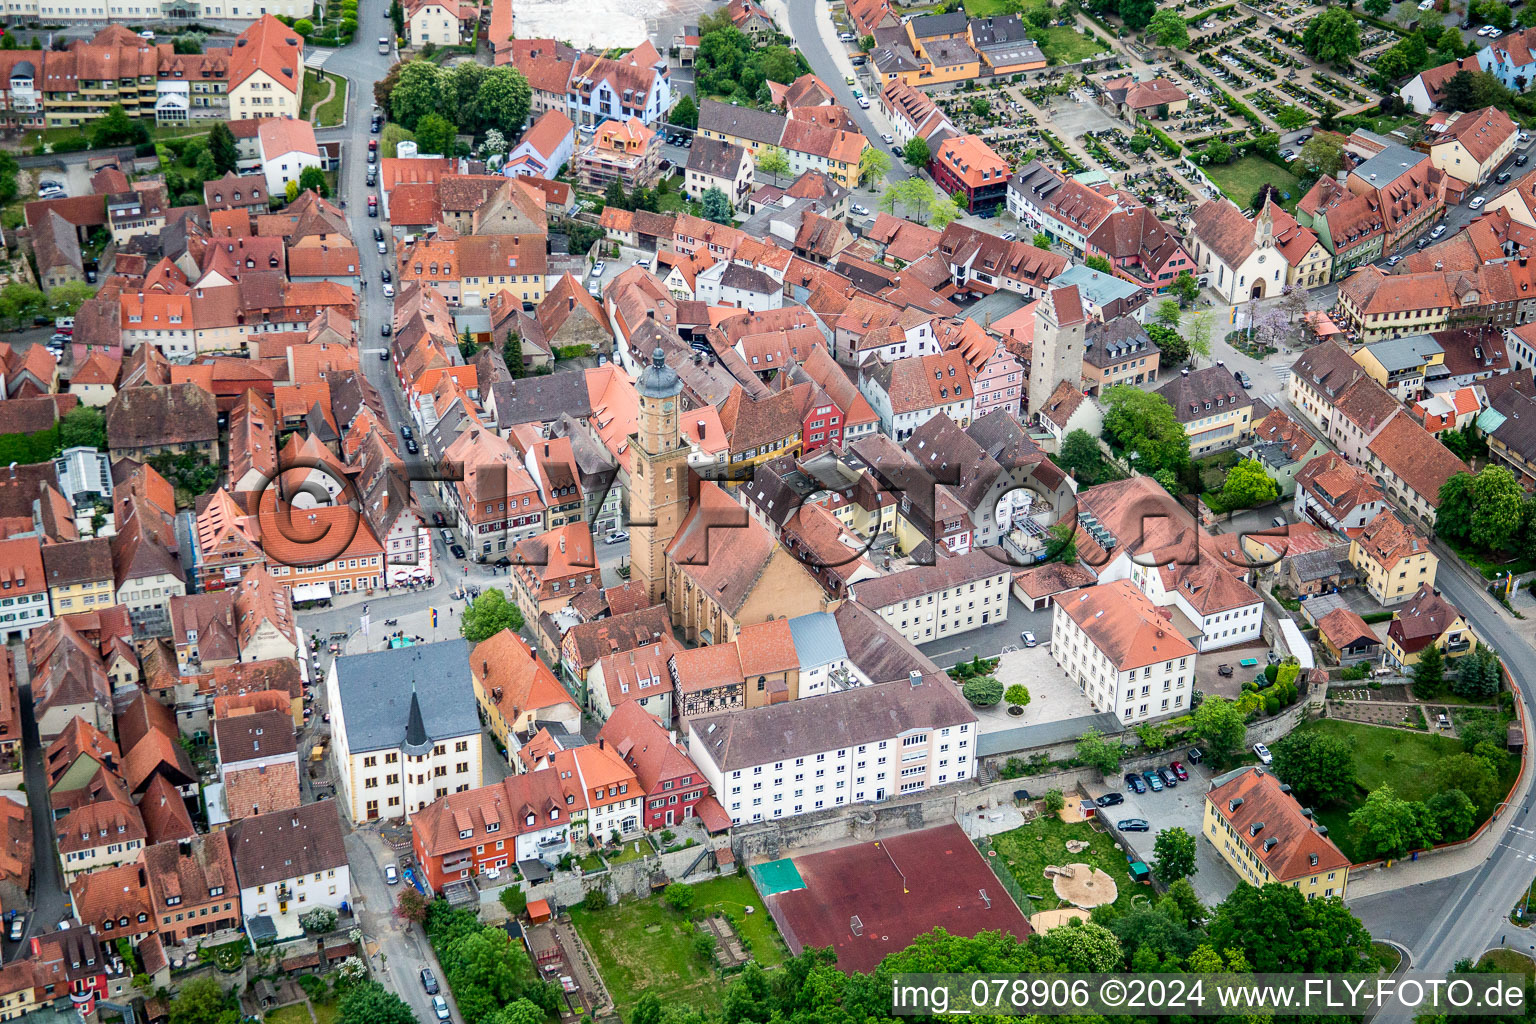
[598,737,604,750]
[909,670,922,687]
[697,418,706,439]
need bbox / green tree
[503,331,525,378]
[1431,752,1502,817]
[297,165,329,198]
[208,121,238,175]
[1101,385,1190,479]
[670,95,698,130]
[1413,640,1446,697]
[294,17,314,34]
[475,66,533,137]
[1452,646,1501,700]
[1475,0,1513,29]
[1046,519,1078,563]
[1145,323,1189,366]
[390,59,451,130]
[1438,467,1522,552]
[1152,825,1198,881]
[700,186,733,224]
[1363,0,1388,14]
[460,587,524,643]
[1350,784,1432,859]
[1057,428,1104,481]
[1271,731,1355,804]
[58,405,106,451]
[1210,883,1373,972]
[928,194,962,227]
[1085,253,1113,274]
[1119,0,1158,30]
[1303,7,1362,65]
[631,993,663,1024]
[1146,7,1189,47]
[1218,458,1279,510]
[285,180,299,203]
[1155,299,1181,329]
[1033,230,1052,250]
[415,112,458,156]
[89,104,148,148]
[880,176,936,221]
[395,885,431,924]
[1425,788,1479,842]
[47,280,95,317]
[1075,728,1123,775]
[858,145,891,186]
[1129,133,1152,155]
[1187,310,1213,366]
[755,146,790,185]
[1004,684,1031,710]
[1203,139,1232,164]
[444,925,551,1024]
[663,882,695,912]
[1298,133,1346,176]
[1191,696,1246,762]
[0,34,14,49]
[902,135,931,166]
[169,977,239,1024]
[488,1001,545,1024]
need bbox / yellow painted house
[1385,583,1478,669]
[1347,509,1437,606]
[1351,334,1446,400]
[41,538,115,616]
[1204,766,1350,898]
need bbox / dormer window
[459,828,472,839]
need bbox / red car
[1170,761,1188,781]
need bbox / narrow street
[7,656,67,962]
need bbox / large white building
[326,639,484,823]
[228,802,350,943]
[846,550,1012,647]
[1051,579,1198,723]
[687,672,976,824]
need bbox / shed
[527,899,553,924]
[1127,861,1151,885]
[1510,724,1525,753]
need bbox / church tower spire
[628,347,690,605]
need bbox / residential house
[1153,365,1253,456]
[1384,583,1477,669]
[228,801,349,941]
[1052,579,1198,724]
[1293,452,1387,531]
[143,832,239,945]
[1348,509,1437,606]
[596,699,711,830]
[1202,766,1349,898]
[1316,607,1382,665]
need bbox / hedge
[1185,2,1236,24]
[1136,116,1182,156]
[1039,129,1084,173]
[1215,85,1263,128]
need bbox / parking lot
[1089,756,1242,908]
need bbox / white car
[880,132,893,144]
[1020,630,1037,647]
[851,203,870,216]
[1417,0,1433,8]
[1253,743,1273,765]
[377,240,387,254]
[1470,196,1487,210]
[384,864,399,885]
[590,261,606,277]
[432,995,450,1021]
[857,96,870,109]
[382,283,395,298]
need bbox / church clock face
[663,401,675,413]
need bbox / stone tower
[1026,284,1087,423]
[629,347,690,605]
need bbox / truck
[378,36,390,53]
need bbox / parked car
[380,324,392,338]
[366,166,378,186]
[440,529,453,544]
[405,439,419,454]
[1431,223,1448,237]
[857,96,870,108]
[374,226,386,242]
[851,203,870,216]
[382,283,395,297]
[400,425,414,440]
[433,996,450,1021]
[880,132,894,144]
[7,917,22,942]
[1124,772,1146,794]
[1518,154,1529,166]
[605,530,629,543]
[1142,770,1164,792]
[1095,792,1124,807]
[384,864,399,885]
[1281,149,1295,161]
[1170,760,1188,781]
[1235,370,1252,389]
[1253,742,1273,764]
[1020,630,1037,647]
[1156,767,1178,788]
[1386,254,1403,266]
[378,240,388,254]
[381,268,392,282]
[50,333,70,345]
[367,196,378,217]
[1117,819,1150,832]
[838,31,855,40]
[590,261,606,277]
[450,543,467,559]
[420,969,439,994]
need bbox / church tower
[629,347,690,605]
[1026,284,1087,423]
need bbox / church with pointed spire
[326,637,484,823]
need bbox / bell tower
[629,347,690,605]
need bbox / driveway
[1092,759,1242,908]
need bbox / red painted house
[596,699,710,830]
[928,134,1011,216]
[1085,206,1194,295]
[411,769,578,893]
[31,927,112,1015]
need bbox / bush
[583,888,608,911]
[1004,684,1031,709]
[962,676,1004,706]
[498,886,527,917]
[663,882,694,913]
[1264,663,1279,683]
[300,907,338,933]
[1042,789,1066,813]
[692,932,716,962]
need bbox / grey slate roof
[976,711,1124,758]
[488,367,594,429]
[686,137,747,180]
[909,10,968,36]
[698,100,786,147]
[331,638,478,753]
[787,611,847,669]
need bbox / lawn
[263,1006,315,1024]
[302,70,347,128]
[1371,941,1401,972]
[1478,948,1536,975]
[568,874,784,1017]
[987,815,1141,912]
[1202,155,1303,211]
[964,0,1013,15]
[1292,719,1470,862]
[1036,25,1110,64]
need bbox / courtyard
[984,813,1143,913]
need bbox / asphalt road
[7,664,67,962]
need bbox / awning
[292,582,333,602]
